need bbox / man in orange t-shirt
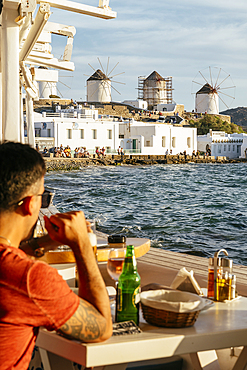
[0,142,112,370]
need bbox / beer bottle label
[133,286,141,305]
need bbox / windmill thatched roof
[87,69,110,81]
[145,71,165,81]
[196,83,215,95]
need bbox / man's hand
[44,211,90,250]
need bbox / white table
[36,296,247,370]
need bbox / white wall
[157,103,176,112]
[197,131,247,159]
[87,80,111,103]
[196,93,219,114]
[122,100,148,109]
[34,117,120,150]
[121,123,197,155]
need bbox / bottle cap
[222,258,233,269]
[231,274,236,283]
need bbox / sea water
[45,162,247,265]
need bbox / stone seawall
[44,155,247,171]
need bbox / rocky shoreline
[44,154,247,171]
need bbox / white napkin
[140,290,206,313]
[170,267,203,296]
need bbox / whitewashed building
[31,105,197,155]
[197,130,247,159]
[122,100,148,110]
[119,121,197,155]
[32,105,119,152]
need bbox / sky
[48,0,247,112]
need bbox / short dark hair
[0,141,46,212]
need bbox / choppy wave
[45,163,247,265]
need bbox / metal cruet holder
[214,248,228,301]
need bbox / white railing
[42,112,93,119]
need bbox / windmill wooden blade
[108,62,119,77]
[97,57,105,74]
[106,56,110,76]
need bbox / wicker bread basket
[141,303,200,327]
[140,290,205,328]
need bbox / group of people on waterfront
[96,147,106,158]
[74,147,90,158]
[117,146,125,156]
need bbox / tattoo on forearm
[58,299,107,341]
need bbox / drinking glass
[107,248,126,285]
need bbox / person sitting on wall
[101,147,106,157]
[117,146,121,155]
[96,148,101,158]
[64,145,71,158]
[0,141,112,370]
[84,148,90,158]
[79,147,85,158]
[42,147,49,157]
[120,148,124,157]
[74,147,79,158]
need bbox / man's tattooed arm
[58,298,108,342]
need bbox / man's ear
[18,196,35,216]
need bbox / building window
[224,145,226,152]
[233,145,235,151]
[92,129,97,139]
[67,129,72,139]
[187,137,191,148]
[237,145,241,154]
[172,137,176,148]
[47,129,51,137]
[106,146,111,152]
[80,129,84,139]
[228,144,231,151]
[35,128,41,137]
[107,130,112,139]
[218,145,221,154]
[119,134,124,138]
[162,136,166,147]
[145,141,151,147]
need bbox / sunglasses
[17,189,54,209]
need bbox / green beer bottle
[116,245,141,325]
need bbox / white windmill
[86,57,125,103]
[0,0,116,146]
[87,69,111,103]
[192,67,236,114]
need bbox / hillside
[189,114,245,135]
[220,107,247,129]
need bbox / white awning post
[19,83,24,143]
[2,6,20,141]
[26,93,35,147]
